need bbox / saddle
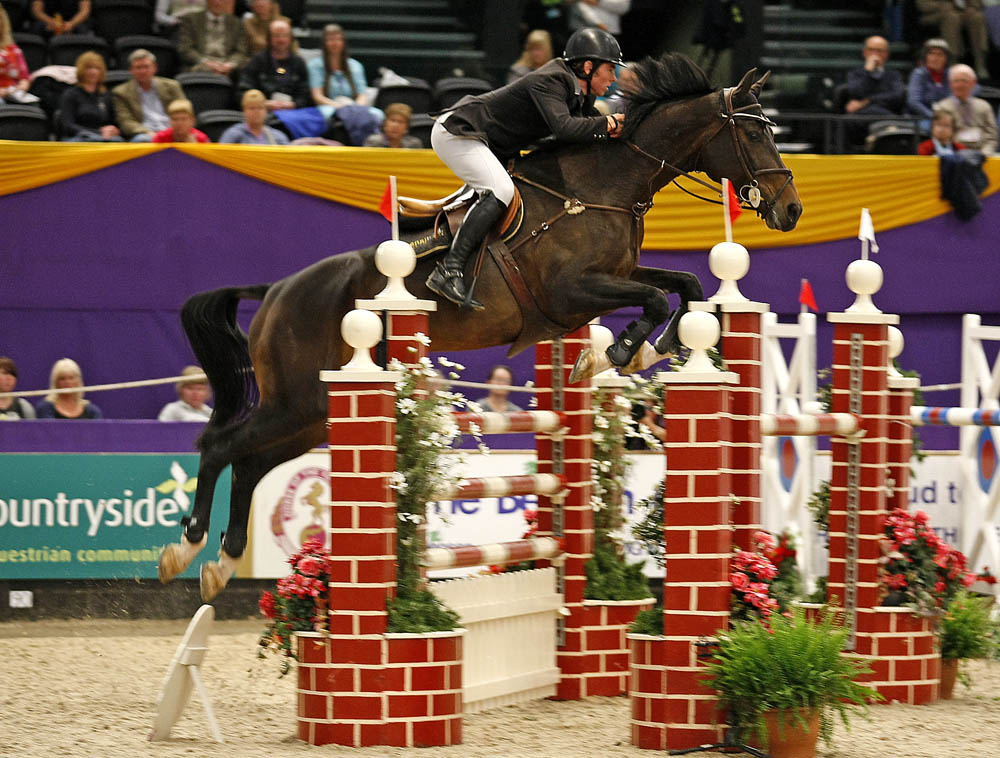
[400,185,524,259]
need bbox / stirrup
[427,265,483,310]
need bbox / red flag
[726,180,742,225]
[798,279,818,312]
[378,179,393,222]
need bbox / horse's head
[696,68,802,231]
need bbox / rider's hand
[607,113,624,138]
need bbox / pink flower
[914,510,929,525]
[297,557,323,577]
[730,572,750,591]
[754,531,777,551]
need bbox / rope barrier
[0,373,208,400]
[918,382,962,392]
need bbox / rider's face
[588,62,617,96]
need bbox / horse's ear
[734,67,758,96]
[750,71,771,97]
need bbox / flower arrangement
[730,532,780,623]
[880,507,975,613]
[763,529,804,612]
[258,537,332,675]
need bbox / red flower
[886,573,907,590]
[730,571,750,591]
[297,556,323,577]
[259,590,277,619]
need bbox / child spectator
[0,357,36,420]
[219,88,290,144]
[0,7,36,105]
[152,98,210,142]
[918,110,966,155]
[35,358,103,419]
[363,103,423,148]
[158,365,213,421]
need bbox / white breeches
[431,116,515,206]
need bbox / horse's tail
[180,285,270,430]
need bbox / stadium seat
[408,112,434,148]
[432,76,492,110]
[275,0,304,27]
[374,78,432,114]
[4,0,28,32]
[48,34,112,67]
[92,0,154,46]
[104,68,133,89]
[866,120,919,155]
[0,104,50,140]
[114,35,180,77]
[195,109,244,142]
[176,72,235,114]
[12,33,47,72]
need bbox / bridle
[624,86,795,221]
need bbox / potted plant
[938,589,996,698]
[704,608,880,758]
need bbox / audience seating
[48,34,112,67]
[275,0,304,27]
[104,69,133,88]
[176,72,235,113]
[28,75,71,117]
[865,120,920,155]
[115,35,180,77]
[92,0,154,45]
[12,33,47,72]
[0,104,51,141]
[432,76,492,110]
[196,109,243,142]
[374,78,432,114]
[408,112,434,148]
[4,0,28,32]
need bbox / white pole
[722,177,733,243]
[390,175,398,241]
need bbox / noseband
[625,87,794,220]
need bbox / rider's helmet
[563,28,624,68]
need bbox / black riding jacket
[441,58,610,161]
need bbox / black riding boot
[426,190,507,310]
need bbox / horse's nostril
[787,203,801,222]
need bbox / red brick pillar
[535,327,594,699]
[353,294,436,368]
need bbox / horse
[158,53,803,600]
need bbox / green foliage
[806,576,828,605]
[632,478,665,568]
[705,608,881,747]
[629,606,664,636]
[939,590,995,661]
[386,588,461,634]
[585,538,651,600]
[807,479,830,532]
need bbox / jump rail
[423,537,564,570]
[452,410,565,434]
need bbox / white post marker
[149,604,223,743]
[389,174,399,241]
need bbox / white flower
[414,332,431,346]
[397,397,418,415]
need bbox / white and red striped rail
[760,412,859,437]
[422,536,564,570]
[910,406,1000,427]
[452,410,565,434]
[436,473,566,500]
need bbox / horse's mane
[621,53,714,140]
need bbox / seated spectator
[59,52,122,141]
[915,0,989,80]
[0,7,37,105]
[152,97,209,142]
[507,29,553,84]
[30,0,91,37]
[112,49,185,142]
[907,38,952,128]
[178,0,248,75]
[35,358,103,419]
[569,0,630,41]
[0,357,36,420]
[364,103,422,148]
[219,87,289,143]
[476,365,523,413]
[158,365,213,421]
[238,19,309,111]
[934,63,997,154]
[922,110,989,219]
[242,0,289,57]
[843,35,905,118]
[155,0,205,33]
[306,24,382,143]
[919,110,967,154]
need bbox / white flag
[858,207,879,253]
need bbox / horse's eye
[747,126,762,142]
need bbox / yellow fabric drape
[3,141,997,250]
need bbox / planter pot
[760,708,820,758]
[939,658,959,699]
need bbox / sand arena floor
[1,618,998,758]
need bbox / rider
[426,27,626,310]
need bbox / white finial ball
[375,239,416,279]
[589,324,614,355]
[341,309,382,350]
[709,241,750,282]
[888,326,903,361]
[845,259,883,296]
[678,310,719,352]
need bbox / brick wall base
[852,607,940,705]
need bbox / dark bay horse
[159,54,803,599]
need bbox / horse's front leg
[629,267,704,355]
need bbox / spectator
[152,97,209,142]
[569,0,631,41]
[242,0,289,57]
[30,0,91,37]
[238,19,310,110]
[843,35,905,117]
[218,87,290,143]
[178,0,248,75]
[158,365,213,421]
[0,357,36,420]
[934,63,997,154]
[476,365,523,413]
[918,110,967,154]
[59,52,122,141]
[907,38,953,127]
[308,24,372,110]
[35,358,103,419]
[1,7,36,105]
[155,0,205,33]
[915,0,989,80]
[507,29,554,84]
[363,102,422,148]
[112,49,185,142]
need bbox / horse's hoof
[200,550,239,602]
[570,348,606,384]
[158,534,208,584]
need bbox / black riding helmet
[563,27,624,67]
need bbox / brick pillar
[887,374,918,511]
[535,327,594,699]
[692,301,769,551]
[354,296,436,368]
